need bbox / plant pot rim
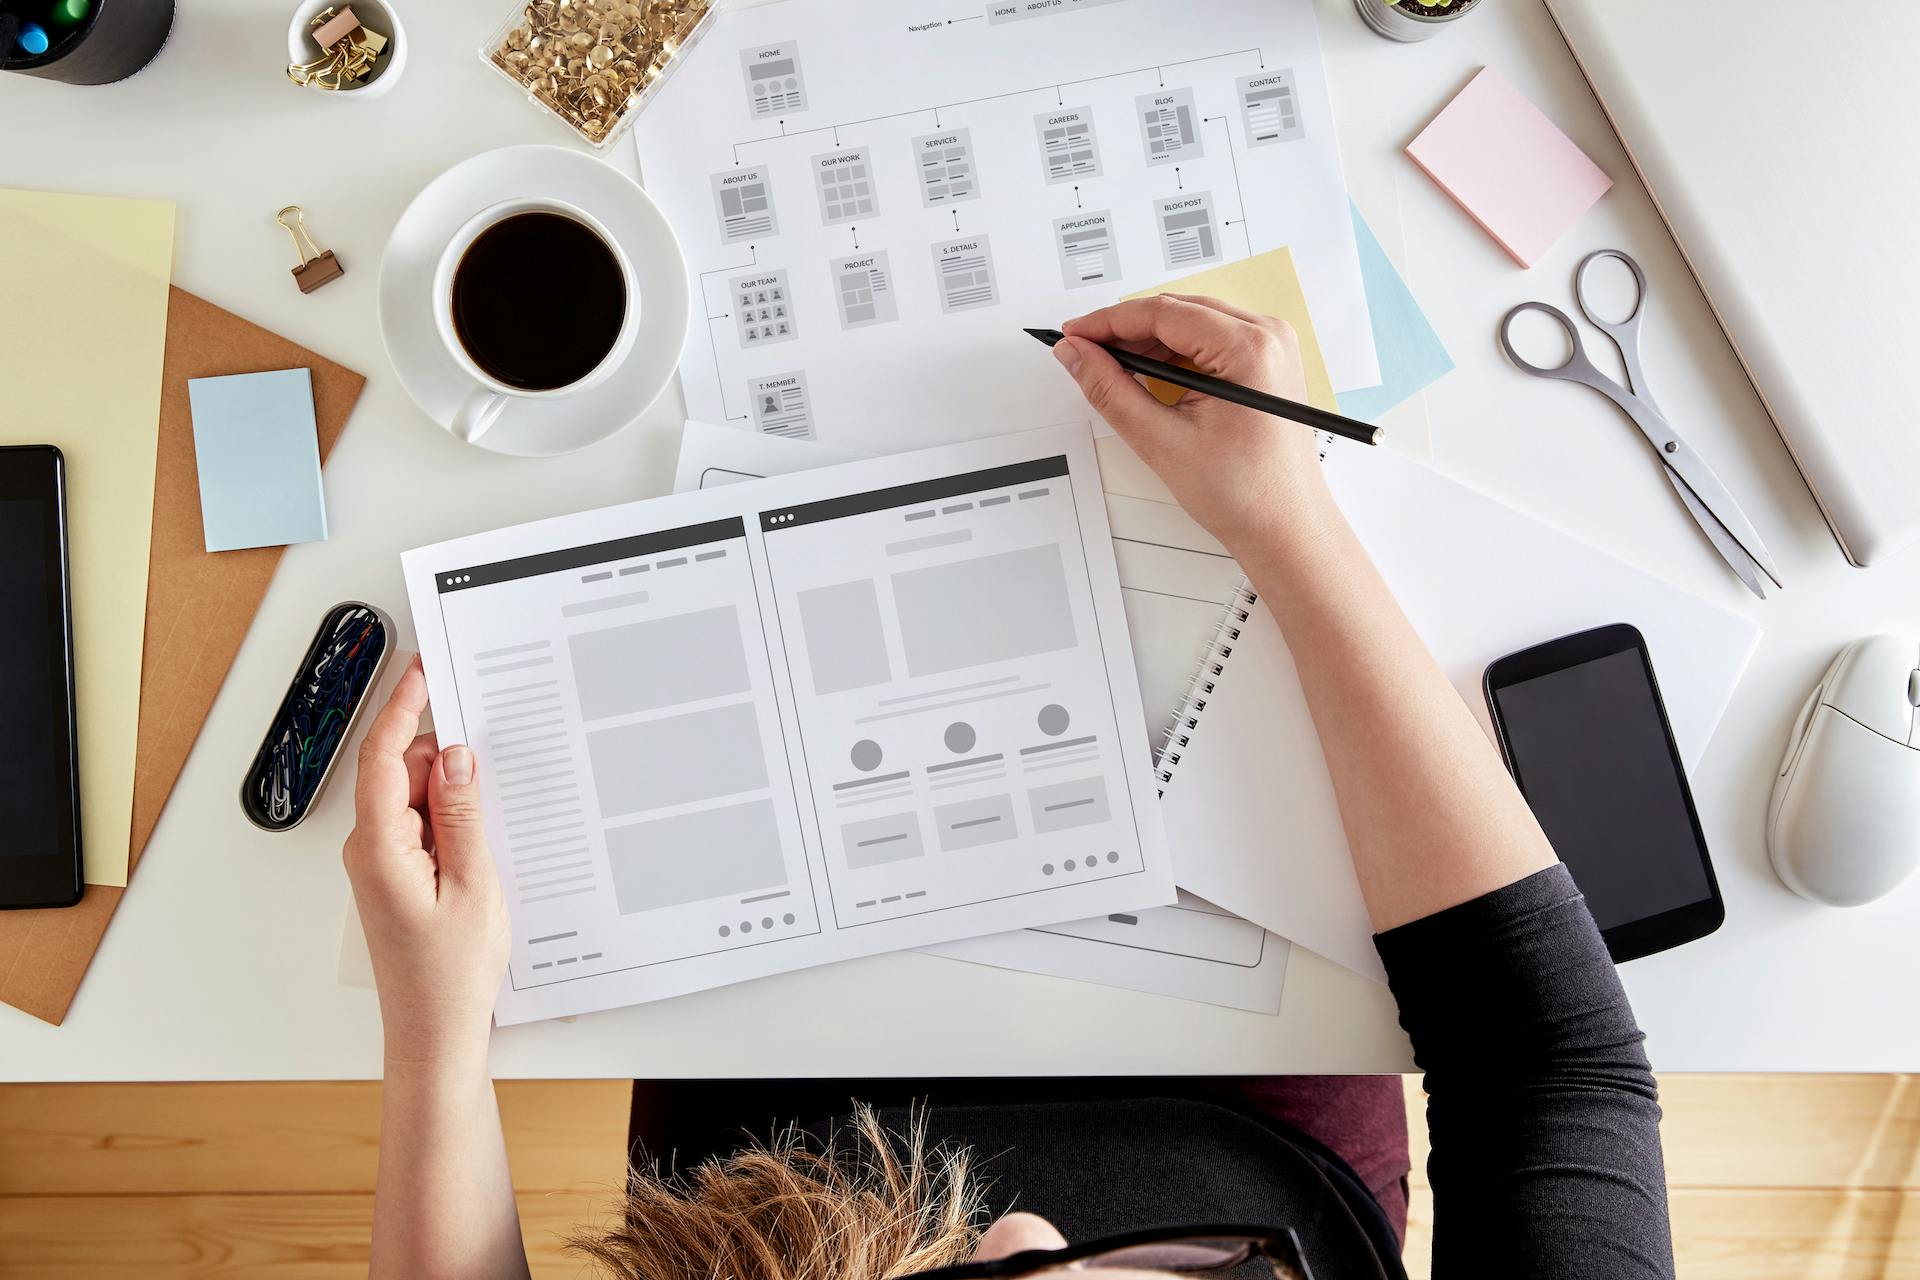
[1389,0,1481,19]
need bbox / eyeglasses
[909,1224,1313,1280]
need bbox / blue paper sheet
[1337,200,1454,422]
[186,368,327,553]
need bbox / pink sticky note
[1405,66,1612,268]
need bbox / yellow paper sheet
[0,189,176,886]
[1122,247,1338,412]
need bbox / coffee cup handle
[451,386,509,444]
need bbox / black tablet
[0,445,84,909]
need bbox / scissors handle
[1575,249,1655,402]
[1496,301,1607,382]
[1574,249,1649,332]
[1499,299,1687,449]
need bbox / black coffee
[451,211,627,391]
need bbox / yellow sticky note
[0,189,175,886]
[1123,247,1338,412]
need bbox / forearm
[372,1047,531,1280]
[1227,481,1556,931]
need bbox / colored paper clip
[276,206,345,293]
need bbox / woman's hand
[1051,294,1336,555]
[344,657,510,1071]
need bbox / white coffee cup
[432,198,639,444]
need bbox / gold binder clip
[277,206,345,293]
[287,6,388,90]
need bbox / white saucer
[378,145,689,457]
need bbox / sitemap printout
[634,0,1375,452]
[403,424,1174,1024]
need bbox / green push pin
[50,0,91,26]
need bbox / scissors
[1498,249,1782,600]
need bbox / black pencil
[1024,327,1381,447]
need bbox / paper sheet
[673,420,1290,1015]
[672,418,865,491]
[0,189,175,886]
[1404,66,1612,269]
[929,888,1288,1014]
[403,423,1174,1024]
[633,0,1375,453]
[1161,448,1763,981]
[1122,246,1336,410]
[1335,203,1454,430]
[1334,118,1438,459]
[674,424,1241,753]
[186,369,328,552]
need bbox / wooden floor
[1403,1076,1919,1278]
[0,1076,1912,1277]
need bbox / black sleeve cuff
[1373,864,1650,1078]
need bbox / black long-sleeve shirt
[658,866,1678,1279]
[906,867,1673,1278]
[1376,863,1675,1277]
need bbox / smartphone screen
[1485,625,1720,959]
[0,447,83,907]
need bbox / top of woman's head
[570,1107,983,1280]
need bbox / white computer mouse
[1767,635,1920,906]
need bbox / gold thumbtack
[277,206,345,293]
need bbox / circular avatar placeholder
[944,721,976,753]
[1037,703,1070,736]
[850,739,883,771]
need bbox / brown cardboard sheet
[0,288,365,1026]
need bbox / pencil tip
[1023,328,1062,346]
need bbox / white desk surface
[3,0,1915,1080]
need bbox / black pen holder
[2,0,175,84]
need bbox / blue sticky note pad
[186,368,327,553]
[1338,200,1455,422]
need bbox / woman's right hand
[344,659,510,1072]
[1051,294,1336,555]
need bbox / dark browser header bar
[759,455,1069,532]
[435,517,747,593]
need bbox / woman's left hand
[344,657,510,1070]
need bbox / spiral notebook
[1157,448,1761,982]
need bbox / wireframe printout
[403,423,1172,1023]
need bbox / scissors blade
[1660,441,1784,589]
[1664,467,1768,599]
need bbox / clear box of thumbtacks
[481,0,718,150]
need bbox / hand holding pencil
[1042,293,1352,552]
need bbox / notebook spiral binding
[1155,577,1258,796]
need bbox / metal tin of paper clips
[240,601,394,832]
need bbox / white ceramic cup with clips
[430,197,640,445]
[286,0,408,99]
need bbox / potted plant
[1355,0,1483,42]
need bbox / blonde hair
[570,1107,986,1280]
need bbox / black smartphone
[1483,622,1722,962]
[0,445,84,908]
